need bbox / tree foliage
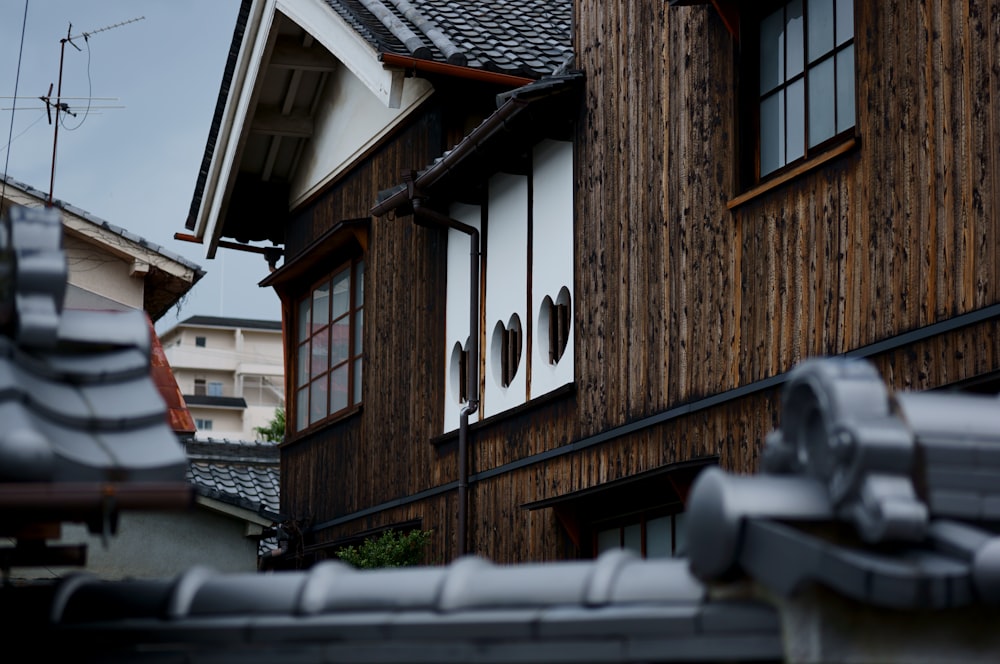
[335,529,432,569]
[254,407,285,442]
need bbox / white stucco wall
[483,173,529,418]
[63,234,144,310]
[442,142,575,430]
[444,203,482,433]
[530,140,575,396]
[289,58,432,205]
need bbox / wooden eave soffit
[251,107,314,138]
[269,37,338,72]
[668,0,740,42]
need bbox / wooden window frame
[458,345,469,403]
[592,510,686,559]
[548,300,570,364]
[499,317,523,388]
[739,0,856,190]
[292,257,365,434]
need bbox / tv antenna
[44,16,144,205]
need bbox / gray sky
[0,0,282,333]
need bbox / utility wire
[60,33,92,132]
[0,111,45,155]
[1,0,31,219]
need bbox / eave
[182,0,426,259]
[1,174,204,322]
[371,72,584,217]
[183,0,554,262]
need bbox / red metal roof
[147,315,197,436]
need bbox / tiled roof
[17,552,783,662]
[185,438,281,518]
[175,315,283,331]
[8,352,1000,660]
[687,357,1000,610]
[1,174,204,278]
[0,206,188,485]
[325,0,573,77]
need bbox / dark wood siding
[279,103,452,523]
[279,0,1000,567]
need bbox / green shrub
[335,529,432,569]
[254,407,285,442]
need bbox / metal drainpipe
[410,197,480,557]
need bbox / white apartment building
[161,316,285,441]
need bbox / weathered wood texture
[282,0,1000,566]
[576,0,1000,421]
[280,106,452,523]
[575,0,738,439]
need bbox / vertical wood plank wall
[283,0,1000,566]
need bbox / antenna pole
[45,16,144,206]
[48,23,73,206]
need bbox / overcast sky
[0,0,282,333]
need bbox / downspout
[407,188,479,558]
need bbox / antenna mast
[45,16,144,206]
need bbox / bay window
[293,258,364,431]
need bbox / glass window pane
[623,523,642,555]
[296,388,309,430]
[354,309,364,355]
[597,529,620,555]
[312,282,330,331]
[355,260,365,307]
[297,297,310,342]
[787,78,805,161]
[331,317,350,366]
[311,329,329,378]
[786,0,804,78]
[332,267,350,318]
[309,377,327,424]
[836,0,854,46]
[836,45,855,133]
[646,516,673,559]
[353,357,363,405]
[807,0,834,62]
[296,344,309,387]
[760,90,784,175]
[808,58,836,146]
[759,7,785,94]
[675,512,688,557]
[330,364,349,413]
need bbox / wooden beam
[269,36,338,72]
[251,107,314,138]
[669,0,740,42]
[710,0,740,40]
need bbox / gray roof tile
[0,206,188,484]
[30,552,783,662]
[687,357,1000,611]
[325,0,572,78]
[184,439,281,517]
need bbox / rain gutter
[370,91,533,218]
[380,53,533,88]
[403,182,480,558]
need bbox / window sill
[430,382,576,450]
[281,403,363,448]
[727,138,857,210]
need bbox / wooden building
[182,0,1000,566]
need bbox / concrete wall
[11,507,262,581]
